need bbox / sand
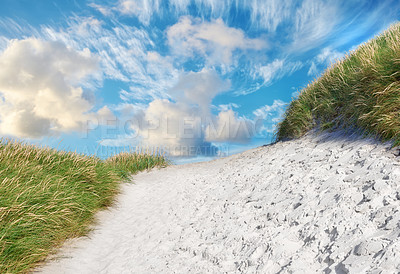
[37,131,400,273]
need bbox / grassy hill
[0,139,167,273]
[277,22,400,145]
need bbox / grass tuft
[276,21,400,145]
[0,139,167,273]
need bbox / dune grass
[277,22,400,145]
[0,139,168,273]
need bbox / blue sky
[0,0,399,163]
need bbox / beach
[38,131,400,273]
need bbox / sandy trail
[38,132,400,273]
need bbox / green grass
[276,22,400,145]
[0,139,168,273]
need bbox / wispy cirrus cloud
[307,62,318,76]
[37,16,179,101]
[316,47,345,64]
[308,47,345,76]
[2,0,395,107]
[245,0,294,31]
[88,0,400,56]
[253,99,287,134]
[88,2,113,16]
[0,17,40,39]
[215,103,240,112]
[290,0,339,52]
[237,59,303,96]
[117,0,162,25]
[106,0,296,32]
[0,36,9,51]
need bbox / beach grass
[0,139,167,273]
[276,22,400,145]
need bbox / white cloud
[245,59,303,95]
[0,38,113,138]
[74,17,103,37]
[0,17,40,38]
[80,0,400,56]
[0,17,178,104]
[316,47,344,65]
[112,0,295,32]
[1,0,398,155]
[117,70,255,156]
[0,36,9,51]
[117,0,162,25]
[253,100,287,134]
[40,17,179,101]
[255,59,284,84]
[307,47,345,76]
[118,0,137,14]
[167,16,267,65]
[88,3,113,16]
[129,99,206,156]
[169,69,230,112]
[215,103,240,112]
[253,100,286,120]
[205,110,254,143]
[291,0,339,52]
[291,89,301,98]
[307,61,318,76]
[244,0,293,31]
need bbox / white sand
[38,131,400,273]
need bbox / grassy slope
[277,22,400,144]
[0,139,167,273]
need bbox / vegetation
[277,22,400,145]
[0,139,167,273]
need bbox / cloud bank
[122,70,256,156]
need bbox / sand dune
[38,131,400,273]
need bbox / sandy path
[38,132,400,273]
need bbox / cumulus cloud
[169,69,230,112]
[129,99,207,156]
[167,16,267,65]
[0,38,113,138]
[205,110,254,143]
[119,70,255,156]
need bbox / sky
[0,0,399,163]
